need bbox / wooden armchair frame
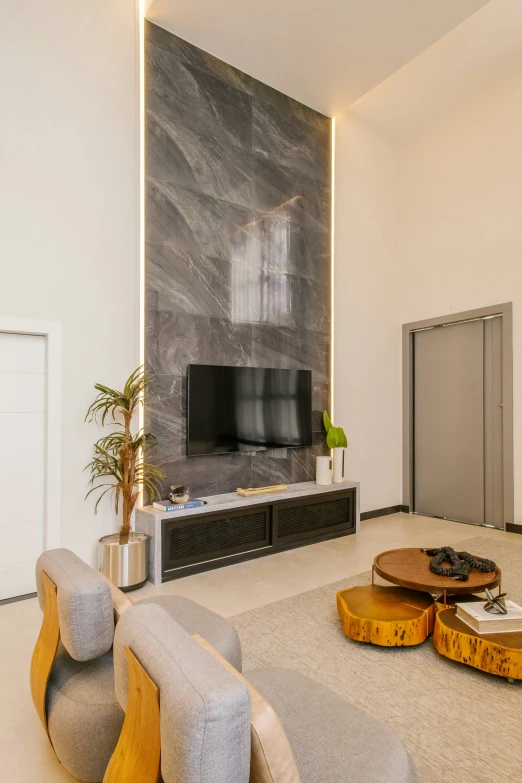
[29,570,135,741]
[30,572,60,737]
[103,648,161,783]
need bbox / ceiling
[349,0,522,140]
[146,0,491,115]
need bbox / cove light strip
[331,116,336,421]
[138,0,146,505]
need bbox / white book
[456,600,522,634]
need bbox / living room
[2,1,522,781]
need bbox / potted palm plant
[85,367,165,590]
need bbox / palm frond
[85,366,152,424]
[85,366,165,530]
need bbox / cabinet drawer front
[274,492,354,544]
[162,507,270,574]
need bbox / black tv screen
[187,365,312,456]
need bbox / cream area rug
[231,537,522,783]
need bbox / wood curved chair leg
[30,572,60,736]
[104,647,161,783]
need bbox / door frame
[402,303,513,529]
[0,317,62,551]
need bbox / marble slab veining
[147,110,253,209]
[253,99,330,185]
[147,240,330,331]
[145,21,332,500]
[146,243,233,320]
[147,42,252,153]
[146,310,253,377]
[146,21,253,96]
[147,178,254,259]
[252,154,331,234]
[252,79,331,134]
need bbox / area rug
[231,537,522,783]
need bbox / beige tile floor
[1,512,518,782]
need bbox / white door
[0,333,46,600]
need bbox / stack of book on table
[153,499,206,512]
[456,600,522,634]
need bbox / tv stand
[137,480,359,584]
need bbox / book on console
[153,499,207,512]
[455,600,522,634]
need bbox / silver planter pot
[98,531,149,591]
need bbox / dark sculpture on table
[423,546,496,582]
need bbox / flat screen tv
[187,364,312,456]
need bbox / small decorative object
[316,455,333,485]
[85,367,165,590]
[236,484,287,497]
[484,587,508,614]
[168,484,189,504]
[423,547,497,582]
[323,411,348,484]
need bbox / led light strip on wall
[139,0,146,378]
[331,116,336,421]
[138,0,146,502]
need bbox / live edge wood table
[337,547,502,650]
[433,608,522,680]
[369,548,519,679]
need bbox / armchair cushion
[194,634,301,783]
[137,594,242,670]
[36,549,114,662]
[46,644,124,782]
[246,668,418,783]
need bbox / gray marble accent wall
[144,21,332,498]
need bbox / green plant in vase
[323,410,348,483]
[323,411,348,449]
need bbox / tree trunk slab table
[337,585,435,646]
[373,548,501,604]
[434,608,522,680]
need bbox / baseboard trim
[0,591,37,607]
[361,505,409,521]
[506,523,522,535]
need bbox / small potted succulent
[85,367,164,590]
[323,411,348,483]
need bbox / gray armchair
[31,548,243,782]
[110,602,419,783]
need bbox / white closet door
[0,333,46,600]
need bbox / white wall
[334,47,522,521]
[0,1,139,563]
[333,113,403,513]
[399,62,522,522]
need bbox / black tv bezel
[186,364,313,457]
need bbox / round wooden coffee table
[373,548,501,603]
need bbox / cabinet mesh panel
[277,497,352,539]
[167,511,267,563]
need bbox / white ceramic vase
[332,447,346,483]
[315,455,333,485]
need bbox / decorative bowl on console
[168,484,190,504]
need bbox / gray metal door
[413,317,503,527]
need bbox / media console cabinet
[137,480,360,584]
